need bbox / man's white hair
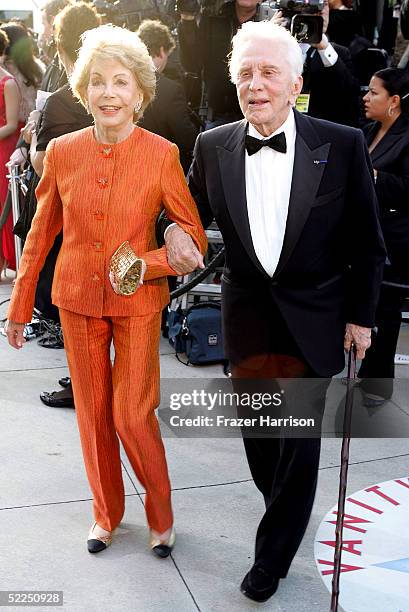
[229,21,303,83]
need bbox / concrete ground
[1,274,408,612]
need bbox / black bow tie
[245,132,287,156]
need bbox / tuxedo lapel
[217,120,270,278]
[274,113,330,278]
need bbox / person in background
[27,2,100,179]
[7,0,72,170]
[1,23,43,125]
[0,22,43,273]
[327,0,364,48]
[179,0,360,128]
[0,28,22,279]
[21,2,101,411]
[37,0,72,90]
[5,24,206,556]
[298,0,361,126]
[137,19,198,173]
[359,68,409,406]
[358,0,400,54]
[178,0,260,127]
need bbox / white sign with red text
[314,477,409,611]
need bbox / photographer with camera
[177,0,260,127]
[137,19,198,172]
[292,0,361,126]
[178,0,360,128]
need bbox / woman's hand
[109,259,147,295]
[4,320,26,349]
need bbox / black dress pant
[359,284,407,400]
[231,302,330,578]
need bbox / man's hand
[269,10,286,27]
[21,110,41,144]
[21,120,36,144]
[344,323,372,360]
[311,33,329,50]
[165,225,205,275]
[4,320,26,349]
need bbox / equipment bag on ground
[168,301,225,365]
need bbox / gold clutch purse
[109,241,143,296]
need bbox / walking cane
[330,343,357,612]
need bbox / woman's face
[86,57,143,132]
[363,76,396,121]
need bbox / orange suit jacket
[8,126,207,323]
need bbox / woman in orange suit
[5,24,207,556]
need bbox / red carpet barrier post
[7,164,23,272]
[331,345,357,611]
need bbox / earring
[134,100,142,113]
[387,106,395,117]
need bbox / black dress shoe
[240,566,280,602]
[37,335,64,349]
[362,393,386,408]
[40,387,75,409]
[58,376,71,388]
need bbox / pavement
[1,273,409,612]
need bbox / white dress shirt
[245,109,297,277]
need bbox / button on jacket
[8,126,207,323]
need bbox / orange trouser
[59,308,173,533]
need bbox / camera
[92,0,161,29]
[256,0,324,44]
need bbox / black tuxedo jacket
[139,73,198,173]
[365,114,409,283]
[187,111,386,376]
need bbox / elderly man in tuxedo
[163,21,385,602]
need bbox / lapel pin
[313,159,327,165]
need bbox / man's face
[38,10,53,54]
[321,0,329,33]
[308,0,329,34]
[235,38,302,136]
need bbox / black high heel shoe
[149,527,176,558]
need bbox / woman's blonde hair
[70,24,156,122]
